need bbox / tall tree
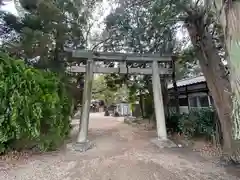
[0,0,103,111]
[150,0,235,156]
[102,0,203,117]
[1,0,101,69]
[211,0,240,162]
[101,0,177,118]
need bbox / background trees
[92,75,129,106]
[0,0,100,69]
[100,0,202,117]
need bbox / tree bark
[186,18,234,154]
[161,78,170,119]
[172,56,180,115]
[139,91,144,118]
[219,0,240,140]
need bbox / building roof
[167,76,206,89]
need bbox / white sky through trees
[1,1,17,15]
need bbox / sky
[91,0,116,32]
[1,1,17,15]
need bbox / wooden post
[74,59,94,152]
[152,61,167,140]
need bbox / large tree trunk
[185,15,234,154]
[161,78,170,119]
[229,42,240,140]
[207,0,240,163]
[217,0,240,141]
[172,56,180,115]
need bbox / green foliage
[101,0,202,106]
[1,0,101,69]
[0,0,103,111]
[167,108,215,138]
[0,53,72,153]
[92,75,129,105]
[166,113,183,133]
[144,94,154,118]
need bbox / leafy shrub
[182,108,215,138]
[168,108,215,138]
[166,113,183,133]
[0,53,72,153]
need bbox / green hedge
[167,108,215,139]
[0,53,72,153]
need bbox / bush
[0,53,72,153]
[167,108,215,139]
[166,113,183,133]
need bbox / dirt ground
[0,113,239,180]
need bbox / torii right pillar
[152,61,167,140]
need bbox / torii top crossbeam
[66,49,172,62]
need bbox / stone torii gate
[68,50,172,151]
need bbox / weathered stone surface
[124,116,137,124]
[73,140,94,152]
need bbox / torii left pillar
[74,59,94,152]
[152,61,167,140]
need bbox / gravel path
[0,113,239,180]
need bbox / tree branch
[91,36,113,51]
[84,22,95,45]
